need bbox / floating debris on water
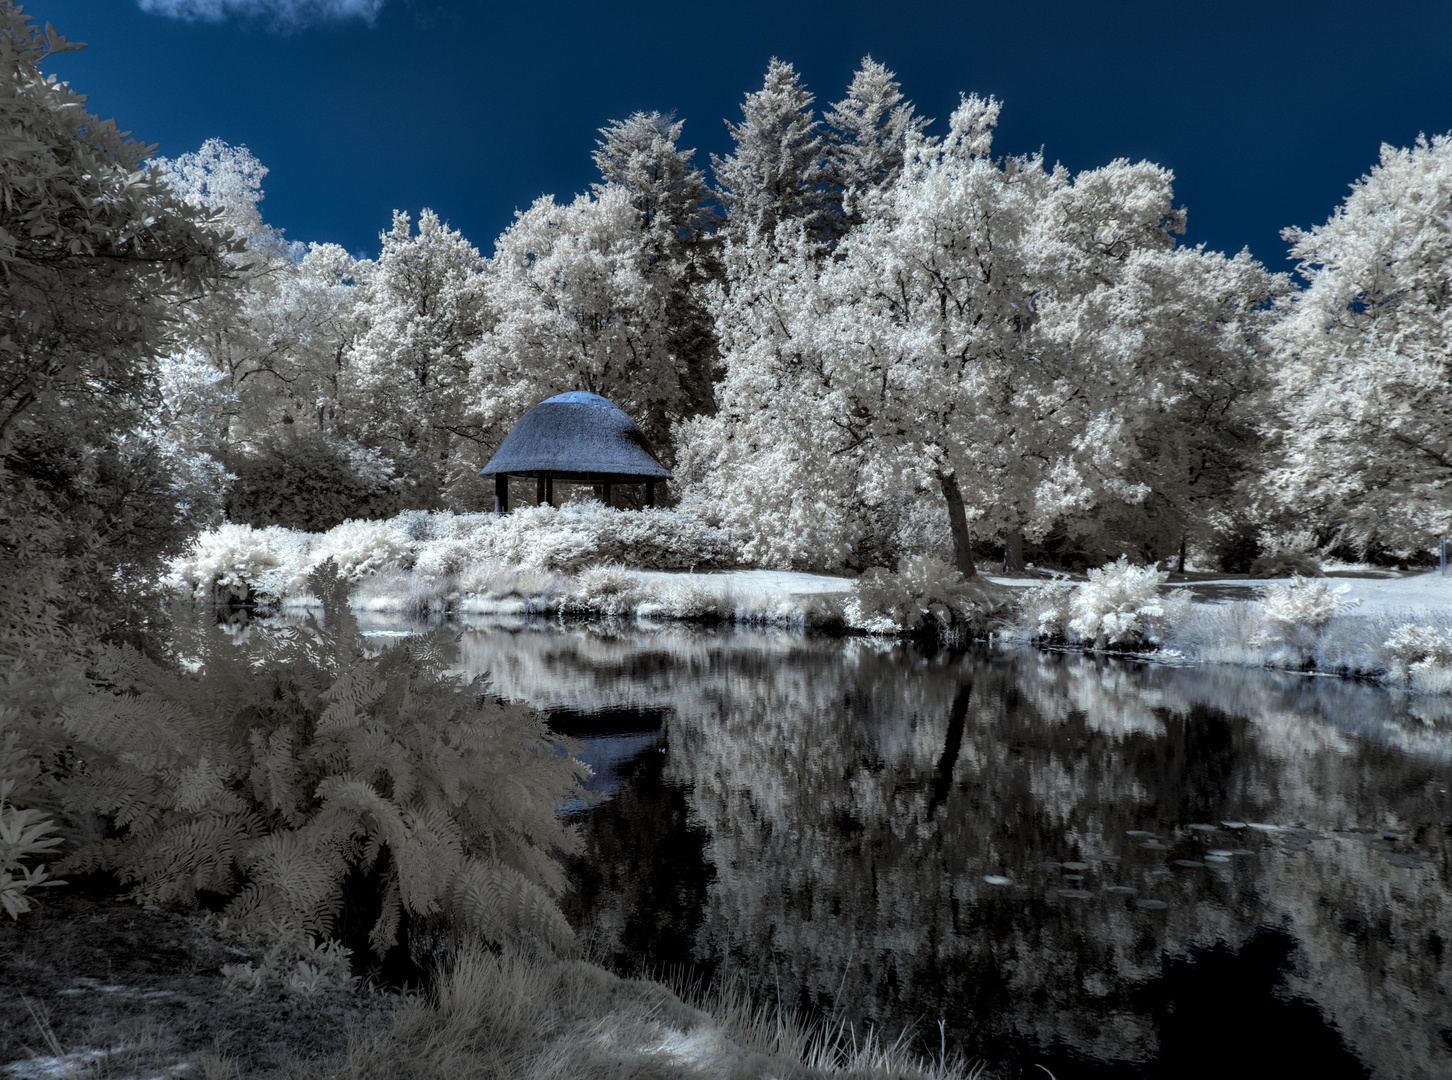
[1187,824,1218,832]
[1204,855,1231,864]
[1056,889,1093,900]
[1140,841,1169,850]
[1126,830,1158,837]
[1104,886,1137,895]
[983,875,1014,886]
[1173,860,1206,868]
[1135,899,1169,910]
[1062,861,1089,871]
[1221,821,1247,829]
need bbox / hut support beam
[646,481,655,508]
[495,473,509,514]
[536,476,546,506]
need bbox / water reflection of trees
[454,625,1452,1078]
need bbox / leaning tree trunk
[938,472,977,577]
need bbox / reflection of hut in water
[479,391,671,513]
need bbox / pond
[391,619,1451,1077]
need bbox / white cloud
[138,0,388,29]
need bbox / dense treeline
[144,64,1451,575]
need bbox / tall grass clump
[292,944,978,1080]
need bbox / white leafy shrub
[1066,557,1187,650]
[478,504,733,572]
[845,555,984,634]
[1015,579,1076,641]
[1256,576,1360,638]
[1384,623,1452,692]
[166,522,288,603]
[565,564,648,617]
[307,518,415,581]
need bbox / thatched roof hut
[479,391,670,511]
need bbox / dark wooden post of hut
[478,392,671,516]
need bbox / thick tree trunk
[1003,529,1025,574]
[938,472,977,577]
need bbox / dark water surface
[440,622,1452,1078]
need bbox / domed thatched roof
[479,392,671,481]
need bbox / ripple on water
[1135,899,1170,910]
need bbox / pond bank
[3,887,971,1080]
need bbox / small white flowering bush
[845,555,985,634]
[307,518,415,581]
[1256,576,1360,638]
[167,522,288,604]
[1384,623,1452,691]
[1015,578,1076,641]
[1066,557,1187,650]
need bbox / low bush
[1384,623,1452,692]
[1067,557,1187,650]
[164,506,736,608]
[226,431,412,533]
[845,555,998,635]
[1256,576,1359,637]
[478,503,736,573]
[165,522,290,605]
[308,518,415,581]
[40,573,589,960]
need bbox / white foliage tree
[681,95,1281,574]
[712,58,833,246]
[1266,133,1452,556]
[824,57,929,225]
[158,141,360,444]
[470,185,687,452]
[345,209,489,500]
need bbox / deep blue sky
[39,0,1452,268]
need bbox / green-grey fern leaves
[51,589,590,957]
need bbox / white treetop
[345,209,489,497]
[1266,133,1452,555]
[712,58,833,245]
[471,185,689,452]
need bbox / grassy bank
[2,889,974,1080]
